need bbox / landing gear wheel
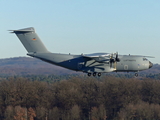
[135,73,138,77]
[93,72,96,77]
[88,73,91,77]
[98,73,101,77]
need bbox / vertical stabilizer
[10,27,48,53]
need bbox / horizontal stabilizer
[9,27,35,33]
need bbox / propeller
[115,52,120,62]
[109,52,120,68]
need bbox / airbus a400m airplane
[10,27,153,77]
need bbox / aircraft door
[124,65,128,70]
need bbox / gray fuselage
[28,52,152,73]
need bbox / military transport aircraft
[10,27,153,77]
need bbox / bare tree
[27,107,36,120]
[4,106,14,120]
[14,106,26,120]
[70,105,81,120]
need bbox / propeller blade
[115,52,120,62]
[110,62,112,68]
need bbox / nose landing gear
[135,73,138,77]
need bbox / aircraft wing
[82,53,111,58]
[130,55,155,58]
[82,53,111,63]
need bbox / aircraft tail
[10,27,49,53]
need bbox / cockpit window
[143,58,148,61]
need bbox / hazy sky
[1,0,160,63]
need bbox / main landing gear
[87,72,101,77]
[135,73,138,77]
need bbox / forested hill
[0,57,77,76]
[0,57,159,76]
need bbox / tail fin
[10,27,49,53]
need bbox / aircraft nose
[149,61,153,68]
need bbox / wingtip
[8,30,15,33]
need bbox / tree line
[0,76,160,119]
